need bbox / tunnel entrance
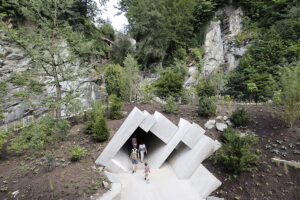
[111,127,165,171]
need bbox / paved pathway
[117,163,203,200]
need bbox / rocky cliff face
[202,5,247,77]
[0,41,106,125]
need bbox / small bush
[85,100,105,134]
[196,79,216,97]
[92,115,110,142]
[181,90,189,105]
[213,127,258,173]
[198,96,216,117]
[109,94,124,119]
[44,152,55,172]
[57,118,71,140]
[230,106,251,127]
[0,129,8,156]
[71,145,86,162]
[163,96,179,114]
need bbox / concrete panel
[169,135,216,179]
[189,164,222,199]
[182,123,205,149]
[148,119,191,169]
[139,110,156,132]
[150,111,178,144]
[178,118,190,128]
[95,107,145,167]
[110,146,132,173]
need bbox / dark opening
[123,127,165,157]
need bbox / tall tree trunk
[53,66,62,120]
[55,83,62,120]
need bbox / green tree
[197,96,216,117]
[123,54,140,102]
[112,34,134,64]
[213,127,258,173]
[154,71,184,98]
[85,100,105,134]
[92,116,110,141]
[119,0,196,65]
[230,106,251,127]
[1,0,103,120]
[104,64,130,101]
[280,64,300,127]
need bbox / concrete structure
[96,107,221,199]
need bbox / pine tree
[123,54,140,102]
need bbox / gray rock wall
[202,5,247,77]
[0,41,106,125]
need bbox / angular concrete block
[148,121,191,169]
[178,118,190,128]
[95,107,145,168]
[189,164,222,199]
[169,135,216,179]
[139,110,156,132]
[150,111,178,143]
[182,123,205,149]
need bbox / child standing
[144,162,150,183]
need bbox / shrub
[213,127,258,173]
[172,47,186,61]
[92,115,110,142]
[109,94,124,120]
[85,100,105,134]
[9,116,70,153]
[154,71,184,98]
[230,106,251,127]
[189,47,204,62]
[44,152,55,172]
[104,64,130,101]
[0,129,8,156]
[198,96,216,117]
[140,80,155,103]
[196,79,216,97]
[71,145,86,161]
[163,96,179,114]
[57,118,71,140]
[181,90,189,105]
